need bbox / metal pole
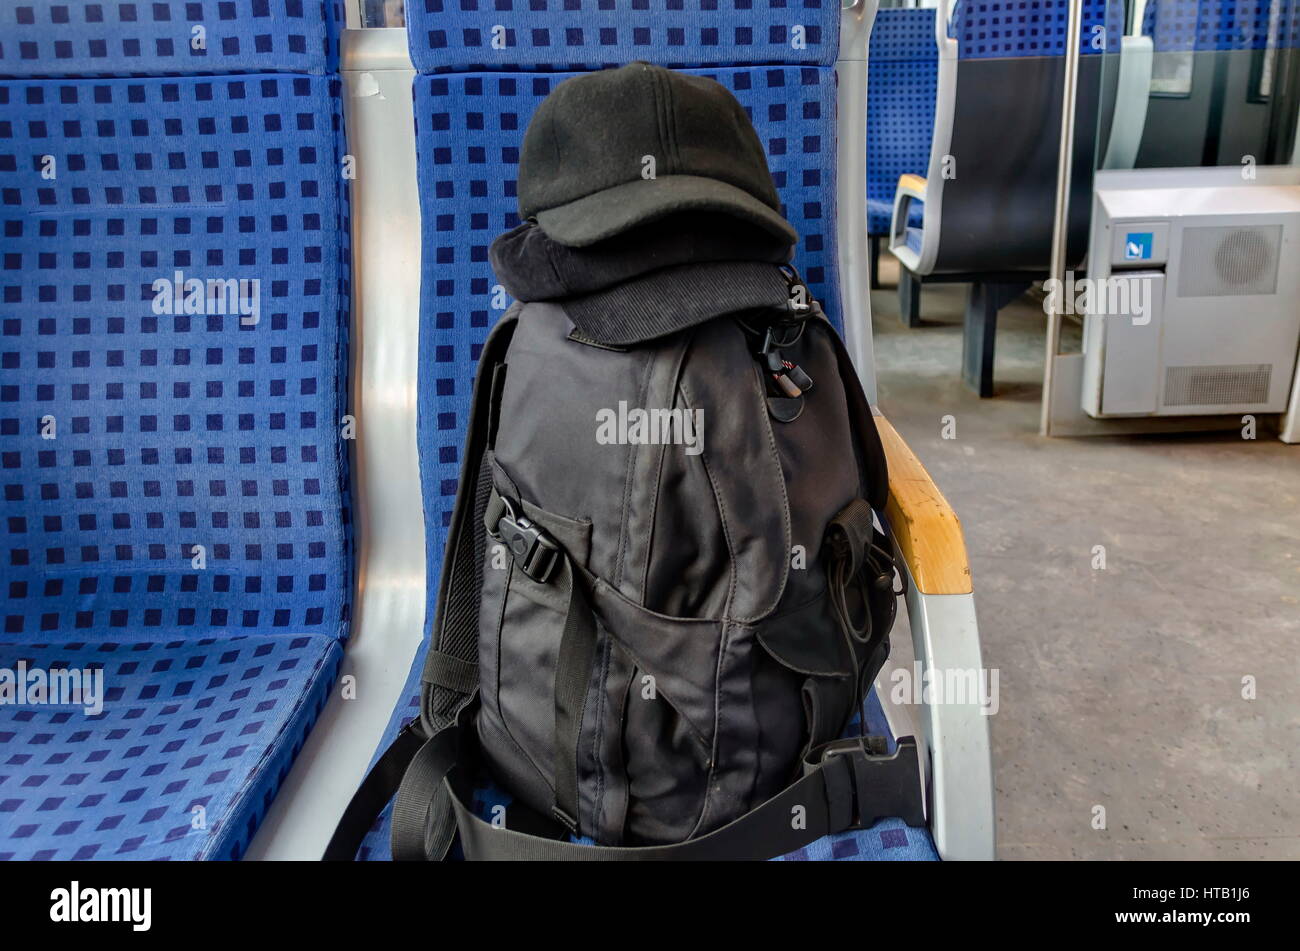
[1039,0,1085,436]
[836,0,881,404]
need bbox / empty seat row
[879,0,1122,395]
[891,0,1121,277]
[873,0,1295,398]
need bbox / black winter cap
[518,62,797,248]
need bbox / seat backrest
[930,0,1122,273]
[867,7,938,235]
[407,2,838,72]
[1143,0,1297,51]
[1137,0,1299,167]
[0,0,352,643]
[0,0,338,77]
[403,0,848,617]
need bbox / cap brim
[535,174,797,248]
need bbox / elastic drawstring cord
[826,527,905,746]
[827,535,870,746]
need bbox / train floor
[871,256,1300,859]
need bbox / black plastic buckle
[493,498,560,584]
[818,735,927,829]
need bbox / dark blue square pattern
[867,9,937,235]
[1142,0,1299,53]
[0,4,351,860]
[0,1,343,78]
[0,75,351,645]
[405,0,841,72]
[0,634,340,859]
[953,0,1125,59]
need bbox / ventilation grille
[1176,224,1282,298]
[1164,364,1272,406]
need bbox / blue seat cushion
[772,817,936,860]
[772,689,938,860]
[358,646,937,861]
[0,633,339,859]
[868,196,925,237]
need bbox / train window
[360,0,405,28]
[1150,50,1194,98]
[1124,0,1298,169]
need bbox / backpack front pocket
[477,476,592,816]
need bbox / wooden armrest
[876,415,971,595]
[897,173,927,197]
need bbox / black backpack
[328,274,927,861]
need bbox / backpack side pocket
[477,465,593,819]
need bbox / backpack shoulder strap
[323,307,520,861]
[443,719,925,861]
[419,306,520,734]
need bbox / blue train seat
[887,0,1122,394]
[866,8,937,289]
[352,0,938,862]
[0,0,352,860]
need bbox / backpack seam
[639,335,694,602]
[612,351,655,590]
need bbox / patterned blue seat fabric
[1142,0,1299,50]
[866,8,935,236]
[359,0,937,861]
[406,0,838,72]
[950,0,1122,58]
[0,1,351,860]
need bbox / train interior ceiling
[0,0,1295,865]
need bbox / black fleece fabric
[489,214,799,346]
[517,63,797,248]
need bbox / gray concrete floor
[870,256,1299,859]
